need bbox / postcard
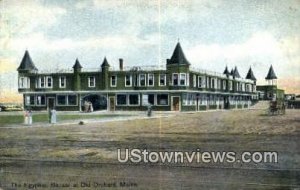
[0,0,299,189]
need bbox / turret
[265,65,277,85]
[232,66,241,79]
[72,58,82,90]
[245,66,257,84]
[101,57,110,89]
[73,58,82,73]
[166,42,190,84]
[167,42,190,66]
[223,65,230,76]
[222,66,231,92]
[17,50,38,73]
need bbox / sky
[0,0,300,102]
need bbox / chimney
[119,58,123,71]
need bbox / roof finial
[177,38,180,43]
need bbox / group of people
[84,101,94,112]
[24,108,57,126]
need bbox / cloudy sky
[0,0,300,101]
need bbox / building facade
[256,65,285,100]
[18,43,257,111]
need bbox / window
[19,77,30,89]
[57,95,67,105]
[223,81,227,90]
[193,75,197,87]
[206,77,210,88]
[25,95,35,106]
[129,94,139,105]
[148,94,155,105]
[148,74,154,86]
[36,95,45,106]
[139,74,146,86]
[186,74,190,86]
[198,76,206,88]
[217,79,221,89]
[88,76,95,87]
[125,75,132,87]
[183,93,196,105]
[117,94,127,105]
[159,74,166,86]
[200,94,207,105]
[142,94,155,105]
[157,94,168,105]
[111,75,117,87]
[173,73,178,85]
[59,76,66,88]
[68,95,77,105]
[46,76,53,88]
[211,78,215,89]
[57,95,77,106]
[39,77,45,88]
[180,73,186,86]
[198,77,202,88]
[36,76,52,88]
[229,81,233,90]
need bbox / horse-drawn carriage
[267,100,286,115]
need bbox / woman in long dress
[50,108,57,124]
[24,110,29,125]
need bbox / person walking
[50,108,57,124]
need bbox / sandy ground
[0,109,299,189]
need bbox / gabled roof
[17,50,38,71]
[167,42,190,65]
[101,57,110,67]
[223,66,230,75]
[233,66,241,78]
[265,65,277,80]
[72,58,83,69]
[230,69,234,75]
[245,67,256,81]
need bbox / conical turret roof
[101,57,110,67]
[265,65,277,80]
[167,42,190,65]
[223,66,230,75]
[233,66,241,78]
[72,58,83,69]
[245,67,256,81]
[17,50,38,71]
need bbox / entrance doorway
[81,94,107,111]
[109,97,115,111]
[47,98,55,110]
[172,96,180,111]
[224,96,230,109]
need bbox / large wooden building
[17,42,257,111]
